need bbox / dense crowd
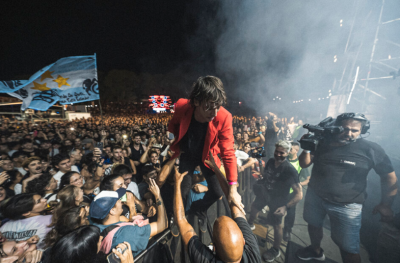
[0,111,305,263]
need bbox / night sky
[1,0,399,116]
[0,1,201,78]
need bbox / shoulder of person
[357,138,385,153]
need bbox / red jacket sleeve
[168,103,180,138]
[218,112,238,183]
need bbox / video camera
[299,117,343,152]
[250,142,266,158]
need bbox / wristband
[304,150,311,153]
[229,181,238,185]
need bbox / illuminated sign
[148,95,172,111]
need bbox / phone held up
[107,246,128,263]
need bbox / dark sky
[0,0,201,78]
[1,0,399,115]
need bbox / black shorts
[252,184,285,225]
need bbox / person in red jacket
[167,76,244,218]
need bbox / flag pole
[99,99,104,130]
[93,53,104,130]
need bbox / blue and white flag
[3,55,99,111]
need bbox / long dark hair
[60,171,80,190]
[99,174,121,191]
[50,225,100,263]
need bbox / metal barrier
[134,166,256,262]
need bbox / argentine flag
[1,55,99,111]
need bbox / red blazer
[168,99,238,183]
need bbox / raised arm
[148,178,168,238]
[156,156,177,188]
[173,167,196,250]
[299,150,313,168]
[205,151,246,215]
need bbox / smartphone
[96,142,104,151]
[107,247,128,263]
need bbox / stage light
[334,55,337,63]
[279,98,281,100]
[389,55,391,59]
[309,99,311,101]
[273,98,275,100]
[318,98,321,100]
[329,93,332,96]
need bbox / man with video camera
[296,113,398,263]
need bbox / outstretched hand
[174,166,188,184]
[148,178,160,199]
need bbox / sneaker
[296,246,325,261]
[283,228,291,242]
[249,224,256,230]
[262,247,280,262]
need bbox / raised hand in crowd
[0,171,10,185]
[205,151,246,215]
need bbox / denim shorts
[303,187,362,254]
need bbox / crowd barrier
[134,166,257,262]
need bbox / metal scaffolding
[330,0,400,118]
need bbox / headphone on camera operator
[300,112,371,152]
[335,112,370,136]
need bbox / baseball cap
[89,188,126,220]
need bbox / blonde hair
[275,140,292,153]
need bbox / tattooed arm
[173,167,196,250]
[148,178,168,238]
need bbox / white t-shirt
[44,192,57,203]
[53,165,80,188]
[235,150,249,167]
[16,167,27,176]
[0,215,52,249]
[14,184,22,195]
[127,181,141,200]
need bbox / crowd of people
[0,75,398,263]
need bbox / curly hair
[26,173,53,197]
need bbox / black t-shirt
[261,158,299,206]
[309,138,394,204]
[130,144,145,161]
[265,119,278,146]
[188,217,261,263]
[180,114,208,163]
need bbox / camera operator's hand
[112,242,134,263]
[238,166,245,173]
[274,206,287,217]
[372,203,394,223]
